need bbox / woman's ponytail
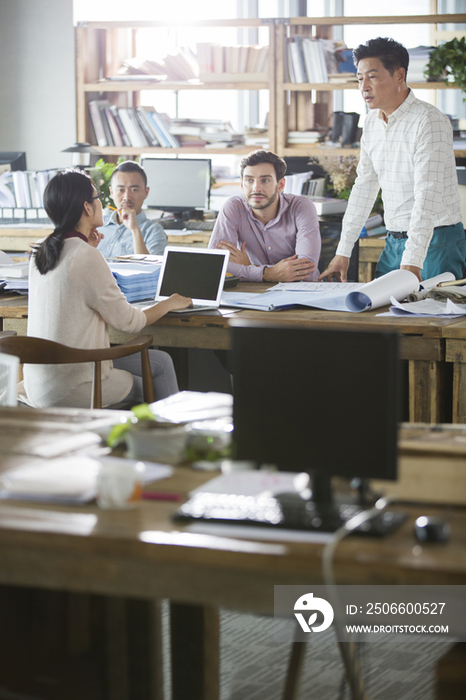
[32,169,94,275]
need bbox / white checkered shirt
[336,89,462,268]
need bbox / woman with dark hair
[24,169,191,409]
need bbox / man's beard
[247,187,279,210]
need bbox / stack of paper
[108,261,162,302]
[0,455,173,504]
[0,251,29,294]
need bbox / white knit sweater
[24,238,147,408]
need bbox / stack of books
[117,49,198,82]
[170,119,244,148]
[196,43,268,80]
[89,102,179,148]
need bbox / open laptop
[155,246,230,313]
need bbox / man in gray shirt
[97,161,167,257]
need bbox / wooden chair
[0,334,156,409]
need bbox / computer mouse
[414,516,450,543]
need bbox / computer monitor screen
[140,157,211,213]
[232,321,400,483]
[0,152,27,172]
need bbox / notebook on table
[155,246,230,313]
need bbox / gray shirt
[97,209,167,257]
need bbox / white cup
[97,459,144,509]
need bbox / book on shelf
[162,50,198,81]
[109,105,131,146]
[105,107,124,147]
[88,100,108,147]
[147,110,180,148]
[136,107,161,147]
[286,37,341,83]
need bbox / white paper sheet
[383,296,466,318]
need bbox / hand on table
[318,255,350,282]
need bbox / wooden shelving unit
[75,18,277,156]
[273,13,466,157]
[75,13,466,161]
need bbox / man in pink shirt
[208,150,321,282]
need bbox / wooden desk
[0,407,465,700]
[0,227,210,252]
[0,285,462,423]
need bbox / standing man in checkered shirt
[319,37,465,283]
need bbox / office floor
[161,605,454,700]
[218,611,454,700]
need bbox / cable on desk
[321,495,397,700]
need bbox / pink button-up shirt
[208,193,321,281]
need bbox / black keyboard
[174,491,406,537]
[159,219,216,230]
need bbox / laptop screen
[156,247,230,305]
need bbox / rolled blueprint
[346,269,419,312]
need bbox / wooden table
[1,284,465,423]
[0,407,465,700]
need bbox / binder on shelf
[25,208,39,221]
[0,208,50,225]
[0,208,14,224]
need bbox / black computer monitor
[140,157,211,216]
[232,321,401,509]
[0,152,27,171]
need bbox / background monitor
[0,152,27,172]
[232,321,401,505]
[141,157,211,214]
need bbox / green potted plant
[424,37,466,98]
[89,157,127,208]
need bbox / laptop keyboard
[169,304,217,314]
